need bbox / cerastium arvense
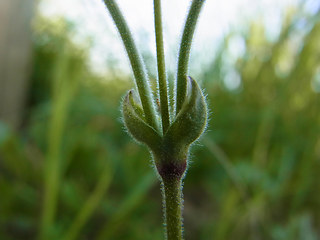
[103,0,207,239]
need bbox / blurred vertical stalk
[40,45,78,240]
[97,171,157,240]
[0,0,35,129]
[62,162,113,240]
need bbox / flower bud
[155,76,207,180]
[165,76,207,148]
[122,77,207,180]
[122,90,161,150]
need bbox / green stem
[104,0,158,130]
[154,0,170,134]
[176,0,205,114]
[162,178,183,240]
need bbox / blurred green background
[1,1,320,239]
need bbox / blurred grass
[0,5,320,240]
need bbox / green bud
[122,90,161,150]
[122,77,207,180]
[165,76,207,147]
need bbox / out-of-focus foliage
[198,8,320,240]
[0,5,320,240]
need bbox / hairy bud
[122,76,207,180]
[166,76,207,147]
[122,90,161,151]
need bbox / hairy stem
[176,0,205,114]
[154,0,170,134]
[162,178,183,240]
[104,0,158,130]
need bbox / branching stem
[105,1,207,239]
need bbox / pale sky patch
[39,0,301,75]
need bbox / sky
[38,0,309,76]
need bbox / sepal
[165,76,207,147]
[122,90,161,150]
